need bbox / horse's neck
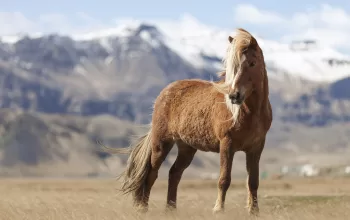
[244,74,269,116]
[243,93,262,115]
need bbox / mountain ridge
[2,17,350,83]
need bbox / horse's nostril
[236,92,241,99]
[229,92,240,100]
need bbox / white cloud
[290,4,350,29]
[0,12,36,35]
[234,3,350,28]
[233,4,350,50]
[38,13,71,32]
[233,4,286,24]
[0,12,109,37]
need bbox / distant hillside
[279,77,350,126]
[0,108,348,178]
[0,108,145,177]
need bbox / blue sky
[1,0,350,52]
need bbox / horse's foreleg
[167,143,197,211]
[213,138,234,214]
[245,139,264,216]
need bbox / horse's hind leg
[245,139,264,216]
[138,139,174,211]
[166,142,197,210]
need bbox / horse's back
[152,79,224,151]
[155,79,216,107]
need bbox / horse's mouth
[231,99,243,105]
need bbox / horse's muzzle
[229,91,244,105]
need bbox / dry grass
[0,178,350,220]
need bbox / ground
[0,177,350,220]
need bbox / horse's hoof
[135,205,148,213]
[212,207,225,214]
[165,204,177,213]
[248,207,259,216]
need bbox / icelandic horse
[106,28,272,215]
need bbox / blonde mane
[212,28,254,126]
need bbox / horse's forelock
[216,29,254,84]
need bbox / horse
[104,28,272,216]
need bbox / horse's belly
[176,131,220,153]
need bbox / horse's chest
[235,121,265,150]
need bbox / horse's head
[228,33,264,105]
[214,28,266,106]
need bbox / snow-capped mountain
[74,15,350,83]
[3,15,350,83]
[0,16,350,126]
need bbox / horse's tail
[111,128,153,199]
[98,140,133,154]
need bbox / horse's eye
[249,61,256,67]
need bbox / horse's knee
[218,176,231,191]
[151,141,174,170]
[150,150,166,170]
[147,166,159,184]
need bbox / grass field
[0,177,350,220]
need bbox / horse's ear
[250,37,258,48]
[228,36,234,43]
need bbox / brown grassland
[0,177,350,220]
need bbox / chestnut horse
[104,28,272,215]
